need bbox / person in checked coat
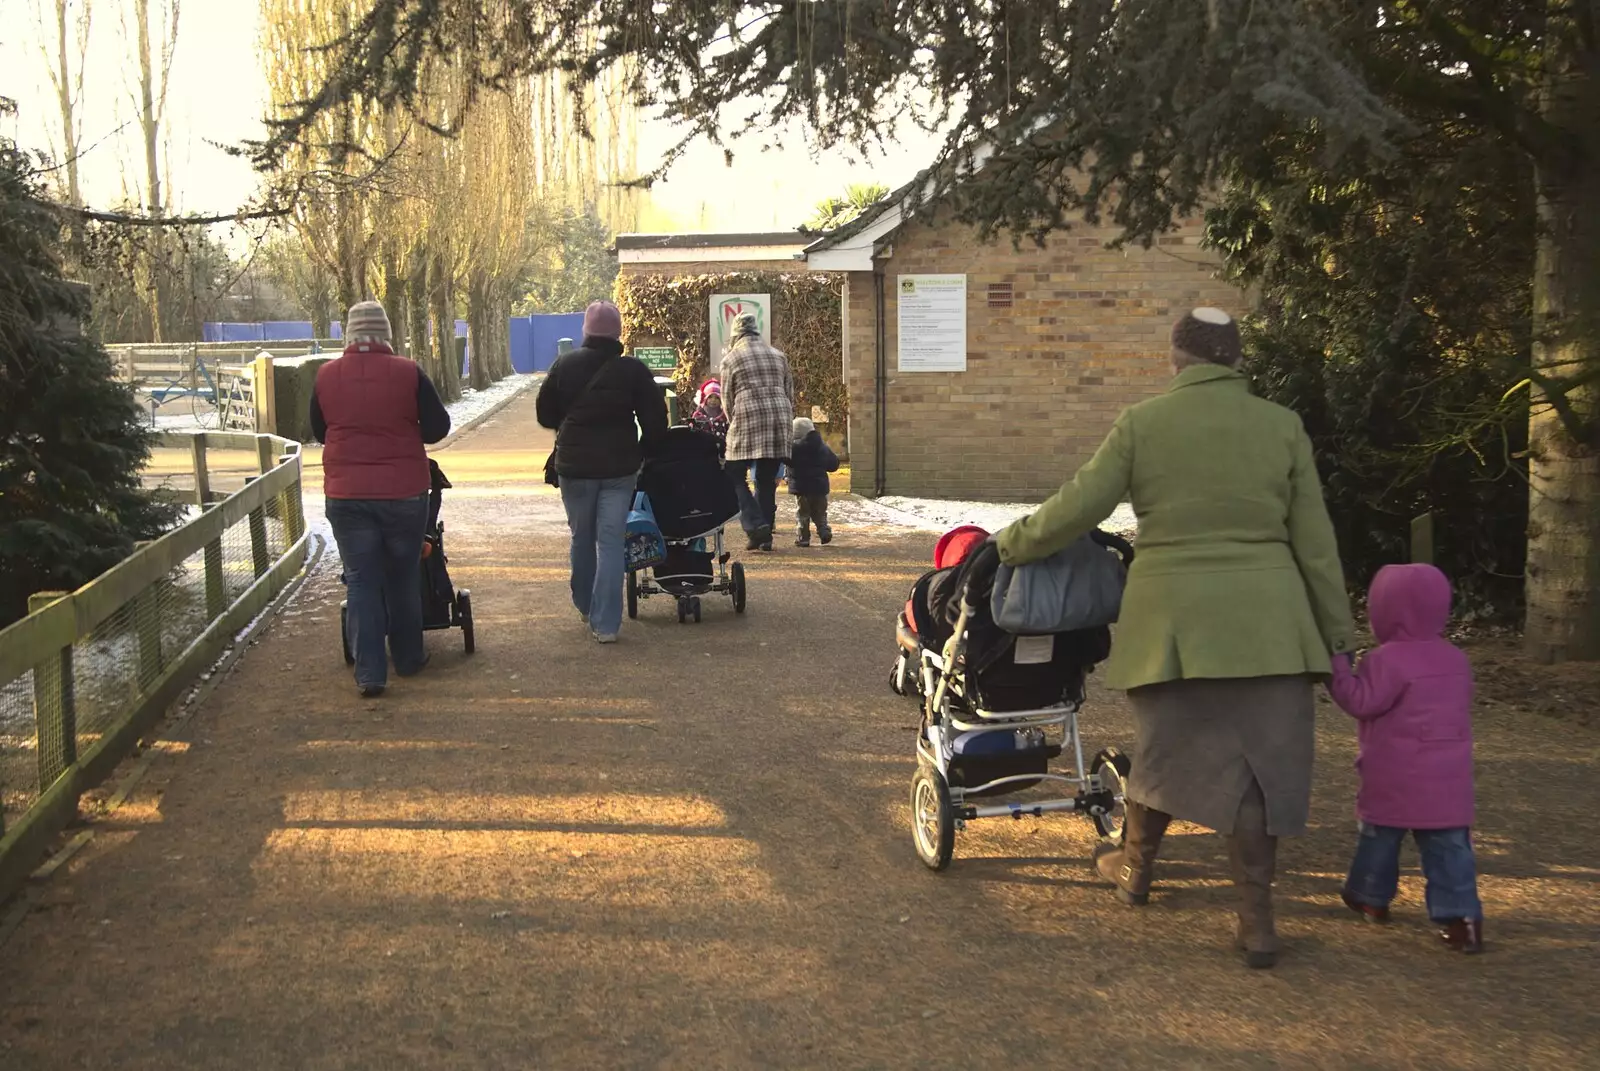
[994,307,1355,970]
[720,313,795,552]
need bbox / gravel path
[2,393,1597,1069]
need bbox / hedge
[613,271,846,430]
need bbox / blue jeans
[727,458,782,535]
[1345,823,1483,922]
[560,475,635,637]
[328,495,429,688]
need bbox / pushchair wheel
[457,590,475,654]
[1089,748,1133,840]
[911,764,955,871]
[626,570,639,619]
[339,602,354,666]
[730,561,747,614]
[691,597,702,623]
[677,597,689,624]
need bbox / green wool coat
[997,364,1355,691]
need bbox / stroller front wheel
[457,591,475,654]
[626,570,639,619]
[340,602,354,666]
[1089,747,1133,841]
[911,765,955,871]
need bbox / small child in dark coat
[787,417,839,547]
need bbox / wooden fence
[0,432,309,903]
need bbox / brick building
[802,187,1242,500]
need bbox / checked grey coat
[722,334,796,462]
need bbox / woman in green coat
[996,308,1354,969]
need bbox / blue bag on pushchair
[625,492,668,570]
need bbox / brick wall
[844,213,1243,501]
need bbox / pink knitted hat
[582,300,623,341]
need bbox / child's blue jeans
[1344,822,1483,922]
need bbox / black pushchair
[892,533,1134,870]
[340,459,475,663]
[626,426,746,623]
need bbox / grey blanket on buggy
[990,530,1130,635]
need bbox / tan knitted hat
[345,300,392,343]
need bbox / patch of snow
[445,373,535,432]
[835,495,1137,538]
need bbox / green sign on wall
[634,347,677,371]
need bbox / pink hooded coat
[1330,564,1475,829]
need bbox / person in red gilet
[310,300,451,697]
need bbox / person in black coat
[786,416,839,547]
[535,301,669,642]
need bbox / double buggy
[625,426,748,623]
[341,459,475,663]
[891,528,1135,870]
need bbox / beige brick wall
[845,213,1243,501]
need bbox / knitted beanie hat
[792,416,815,441]
[1171,307,1241,367]
[344,300,392,343]
[733,312,760,338]
[583,300,623,341]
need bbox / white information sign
[709,293,772,370]
[897,274,967,372]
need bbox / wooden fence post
[252,353,277,435]
[131,548,164,691]
[1410,512,1435,565]
[28,592,76,789]
[281,451,305,543]
[190,432,210,507]
[247,449,272,577]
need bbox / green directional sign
[634,347,677,371]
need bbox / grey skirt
[1125,675,1315,837]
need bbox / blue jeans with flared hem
[560,474,635,637]
[727,458,781,534]
[328,494,429,688]
[1344,822,1484,922]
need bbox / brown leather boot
[1092,802,1171,906]
[1229,795,1281,969]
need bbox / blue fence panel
[261,321,315,341]
[508,317,536,374]
[529,313,585,372]
[202,322,266,343]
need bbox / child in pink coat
[1329,563,1483,953]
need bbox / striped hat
[344,300,392,343]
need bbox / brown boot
[1229,785,1280,969]
[1092,802,1171,906]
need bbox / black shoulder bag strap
[544,359,610,487]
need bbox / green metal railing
[0,432,309,903]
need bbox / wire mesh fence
[0,431,307,845]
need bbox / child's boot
[818,523,833,545]
[1340,889,1391,923]
[1439,918,1484,954]
[795,519,811,547]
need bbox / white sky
[0,0,945,230]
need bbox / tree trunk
[407,253,432,373]
[466,273,494,390]
[1524,25,1600,662]
[52,0,82,207]
[430,250,462,402]
[382,245,407,355]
